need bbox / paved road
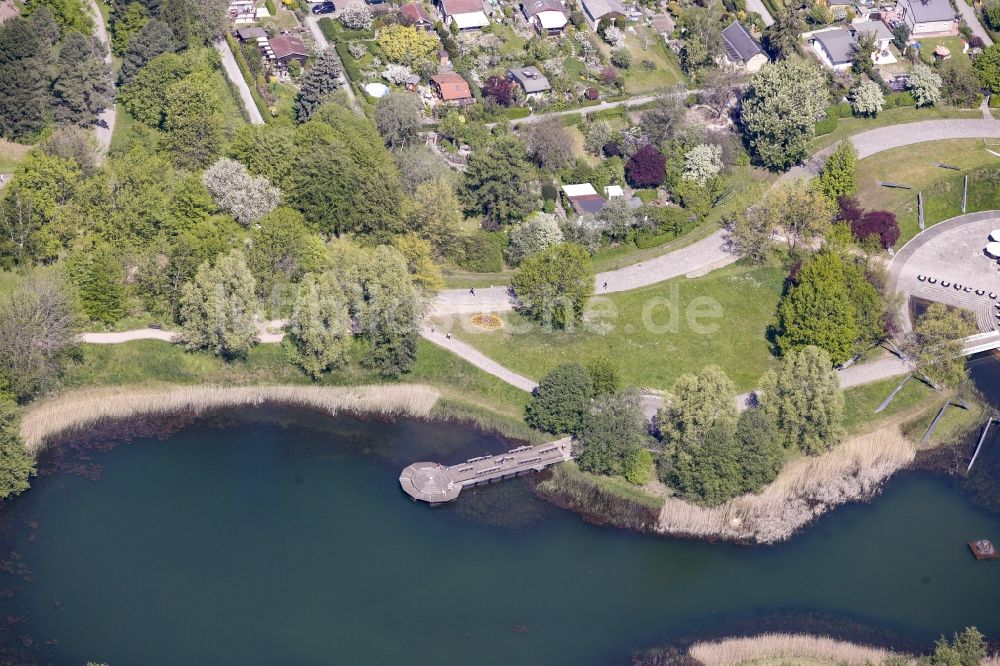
[89,0,116,157]
[304,15,362,114]
[956,0,993,47]
[214,38,266,125]
[745,0,774,26]
[432,229,736,316]
[504,95,660,126]
[781,116,1000,183]
[420,325,538,392]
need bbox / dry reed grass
[657,427,916,544]
[21,384,441,454]
[688,633,909,665]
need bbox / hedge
[454,232,506,272]
[505,107,531,119]
[265,0,276,15]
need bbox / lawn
[841,373,935,434]
[437,263,786,391]
[810,105,984,152]
[621,31,683,95]
[0,138,30,173]
[912,36,970,67]
[63,337,534,433]
[854,139,1000,245]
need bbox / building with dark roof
[269,34,308,66]
[811,28,856,70]
[720,21,767,72]
[896,0,958,36]
[508,66,551,97]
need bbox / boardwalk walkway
[399,438,573,502]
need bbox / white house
[895,0,958,36]
[810,27,857,71]
[438,0,490,30]
[520,0,568,34]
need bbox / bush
[824,102,852,118]
[884,91,916,107]
[265,0,276,14]
[814,116,838,135]
[525,363,593,434]
[454,231,505,272]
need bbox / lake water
[1,358,999,664]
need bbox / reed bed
[688,633,909,665]
[21,384,441,454]
[657,427,915,544]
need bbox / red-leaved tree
[625,145,666,188]
[483,75,517,106]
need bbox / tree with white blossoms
[682,143,723,185]
[348,42,367,59]
[179,250,259,359]
[849,78,884,117]
[603,25,626,48]
[339,0,373,30]
[287,272,353,379]
[584,120,613,155]
[506,212,564,265]
[202,158,281,226]
[574,31,596,57]
[382,63,413,85]
[908,62,942,107]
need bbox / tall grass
[21,384,441,454]
[688,633,909,665]
[657,427,916,544]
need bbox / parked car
[312,1,335,13]
[364,0,385,5]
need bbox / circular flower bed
[470,313,503,330]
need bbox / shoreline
[535,426,922,545]
[20,384,442,455]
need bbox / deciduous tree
[577,390,653,484]
[525,362,593,433]
[287,272,352,378]
[506,212,563,265]
[760,345,844,454]
[905,302,977,390]
[0,276,80,401]
[162,72,224,169]
[374,91,422,149]
[377,24,438,64]
[202,157,281,226]
[815,141,857,204]
[741,59,827,170]
[178,250,259,358]
[511,243,594,329]
[0,398,35,500]
[626,145,666,188]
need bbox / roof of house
[814,28,856,64]
[650,14,675,34]
[236,26,266,40]
[570,194,607,214]
[400,2,433,23]
[537,10,568,28]
[605,185,624,198]
[520,0,565,17]
[508,66,551,93]
[562,183,599,197]
[430,72,473,100]
[269,34,308,59]
[581,0,625,20]
[829,0,853,4]
[451,10,490,27]
[853,19,893,40]
[441,0,486,14]
[721,21,763,63]
[403,74,421,84]
[904,0,956,23]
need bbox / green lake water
[1,357,999,664]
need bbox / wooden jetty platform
[968,539,998,560]
[399,438,573,503]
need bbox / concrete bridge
[399,438,573,503]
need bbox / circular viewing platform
[399,463,461,503]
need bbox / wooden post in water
[962,175,968,214]
[920,401,949,447]
[918,191,925,230]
